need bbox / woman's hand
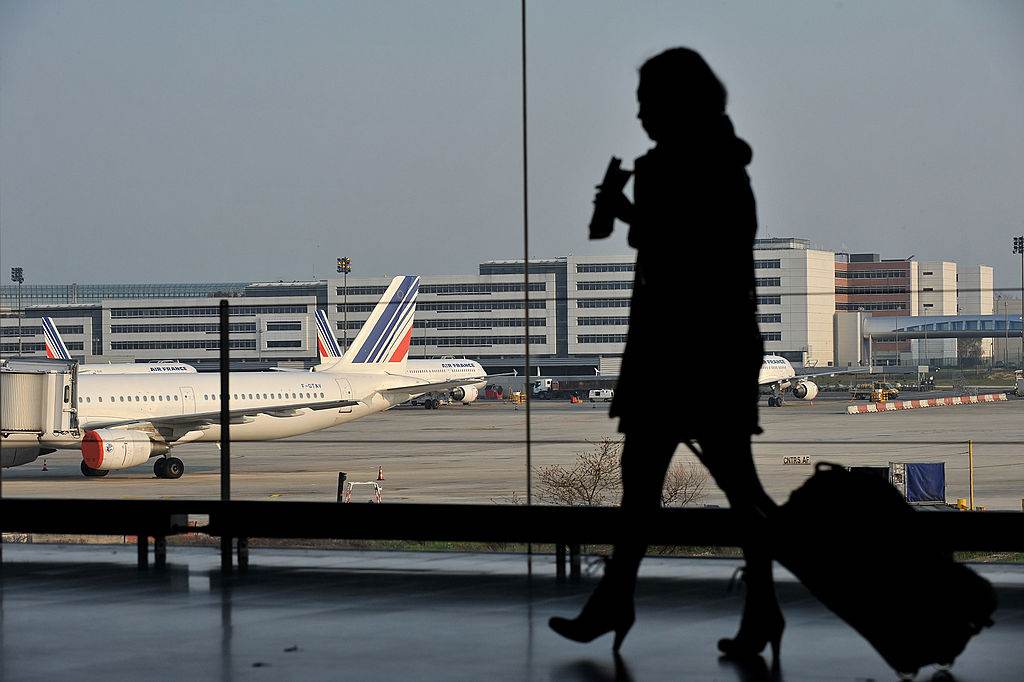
[593,189,634,225]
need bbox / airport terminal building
[1,244,1008,372]
[0,256,636,376]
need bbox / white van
[588,389,614,403]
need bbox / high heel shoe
[717,609,785,665]
[549,601,636,651]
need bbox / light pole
[1014,236,1023,367]
[337,257,351,352]
[11,267,24,355]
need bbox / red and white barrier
[847,393,1007,414]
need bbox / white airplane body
[757,354,867,406]
[30,276,491,478]
[41,317,196,374]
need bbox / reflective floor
[1,545,1022,680]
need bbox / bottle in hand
[589,156,632,240]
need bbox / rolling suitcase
[771,462,996,677]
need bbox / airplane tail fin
[41,317,73,360]
[317,276,419,372]
[314,309,343,362]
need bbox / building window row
[576,263,635,273]
[336,318,546,331]
[421,300,545,312]
[336,303,378,313]
[761,332,782,341]
[756,296,782,305]
[265,321,302,331]
[336,286,389,296]
[577,298,631,309]
[835,286,908,295]
[1,325,84,337]
[111,305,307,318]
[577,334,629,344]
[111,340,257,350]
[577,281,633,291]
[756,313,782,324]
[420,283,546,295]
[110,323,257,334]
[755,277,781,287]
[410,335,546,347]
[754,259,781,269]
[266,340,302,348]
[577,317,630,326]
[2,342,45,352]
[836,302,909,311]
[835,269,909,280]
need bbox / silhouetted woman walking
[549,47,782,663]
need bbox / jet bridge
[1,358,79,467]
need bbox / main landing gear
[154,457,185,479]
[81,461,109,477]
[767,394,785,408]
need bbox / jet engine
[791,380,819,401]
[450,385,479,403]
[81,429,169,471]
[1,444,56,468]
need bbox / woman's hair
[638,47,727,117]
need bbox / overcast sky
[2,1,1022,289]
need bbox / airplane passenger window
[119,396,124,402]
[159,395,163,401]
[203,395,208,400]
[166,395,171,401]
[98,397,102,402]
[143,396,148,401]
[86,397,91,403]
[263,393,267,399]
[78,397,82,403]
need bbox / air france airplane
[758,355,867,407]
[35,276,488,479]
[42,317,196,374]
[313,309,486,405]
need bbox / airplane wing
[791,366,871,382]
[81,398,362,431]
[381,375,489,395]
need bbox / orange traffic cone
[42,459,48,471]
[377,466,385,481]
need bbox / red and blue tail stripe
[314,309,343,359]
[349,275,419,364]
[42,317,72,360]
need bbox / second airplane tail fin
[42,317,73,360]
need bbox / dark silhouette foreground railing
[1,499,1021,579]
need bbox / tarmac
[2,544,1022,681]
[2,396,1022,510]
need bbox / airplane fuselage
[758,355,796,386]
[45,360,485,449]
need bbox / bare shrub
[536,438,623,506]
[660,461,709,507]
